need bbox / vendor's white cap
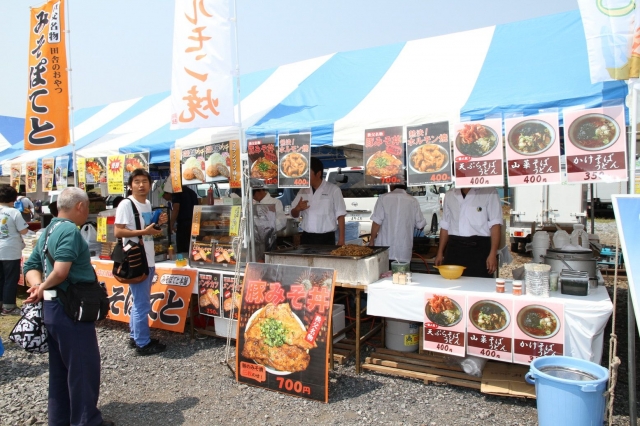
[162,178,174,193]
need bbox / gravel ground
[1,220,637,425]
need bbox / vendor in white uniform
[435,187,502,278]
[252,185,287,232]
[291,157,347,246]
[368,183,426,263]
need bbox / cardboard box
[481,361,536,398]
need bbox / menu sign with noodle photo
[278,133,311,188]
[236,263,336,403]
[423,291,466,357]
[512,299,564,365]
[453,118,504,188]
[406,121,452,186]
[42,158,54,192]
[364,126,405,186]
[248,136,278,187]
[504,113,562,187]
[25,161,37,194]
[564,105,627,183]
[465,295,514,362]
[10,163,21,192]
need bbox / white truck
[586,181,626,217]
[325,167,442,236]
[509,183,587,253]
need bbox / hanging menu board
[564,105,628,183]
[406,121,452,186]
[453,119,504,187]
[84,157,107,185]
[55,156,68,189]
[76,157,86,190]
[222,273,242,320]
[423,291,466,357]
[170,148,182,192]
[198,271,222,318]
[248,136,278,187]
[466,295,514,362]
[42,158,54,191]
[10,163,21,192]
[364,126,404,186]
[181,142,236,186]
[107,155,125,195]
[504,114,562,186]
[25,161,37,193]
[278,133,311,188]
[512,300,564,365]
[236,263,336,403]
[181,145,207,185]
[123,152,150,185]
[229,139,242,188]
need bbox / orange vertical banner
[24,0,70,150]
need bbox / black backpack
[110,199,150,284]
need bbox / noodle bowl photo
[568,113,619,151]
[516,305,560,339]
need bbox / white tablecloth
[366,274,613,363]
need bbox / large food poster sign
[25,161,37,194]
[248,136,278,187]
[504,114,562,186]
[512,300,564,365]
[364,126,404,186]
[198,271,221,317]
[93,260,196,333]
[236,263,336,403]
[54,156,68,189]
[42,158,54,191]
[107,154,125,194]
[123,152,150,185]
[406,121,452,186]
[181,142,234,186]
[564,105,627,183]
[84,157,107,185]
[278,133,311,188]
[453,119,504,187]
[423,292,466,356]
[466,295,514,362]
[10,163,21,192]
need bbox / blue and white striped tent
[0,10,629,175]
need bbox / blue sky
[0,0,578,118]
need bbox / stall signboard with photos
[222,273,242,320]
[466,295,514,362]
[93,260,196,333]
[364,126,404,186]
[512,299,564,365]
[42,158,54,191]
[25,161,37,193]
[10,163,21,192]
[228,139,242,188]
[248,136,278,187]
[170,148,183,192]
[198,271,222,317]
[76,158,86,190]
[123,152,150,185]
[406,121,452,186]
[84,157,107,185]
[453,119,504,187]
[423,291,467,356]
[236,263,336,403]
[564,105,627,183]
[107,155,125,194]
[278,133,311,188]
[54,156,68,189]
[181,145,208,185]
[504,113,562,186]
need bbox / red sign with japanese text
[512,299,564,365]
[363,126,405,186]
[278,133,312,188]
[504,114,562,187]
[236,263,336,403]
[248,136,278,187]
[465,295,514,362]
[453,119,504,188]
[564,105,628,183]
[24,0,70,150]
[406,121,452,186]
[93,260,196,333]
[423,291,466,357]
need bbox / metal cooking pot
[276,218,300,237]
[543,248,597,279]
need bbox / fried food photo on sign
[411,144,447,173]
[281,153,307,177]
[242,303,314,373]
[366,151,402,177]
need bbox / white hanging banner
[170,0,235,129]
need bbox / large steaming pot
[543,248,597,279]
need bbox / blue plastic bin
[526,356,609,426]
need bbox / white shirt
[292,180,346,233]
[440,187,502,237]
[370,189,427,262]
[254,193,287,231]
[0,206,28,260]
[115,197,156,266]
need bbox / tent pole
[65,0,77,188]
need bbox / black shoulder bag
[110,199,150,284]
[43,221,110,322]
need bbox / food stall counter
[366,273,613,363]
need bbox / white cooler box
[213,317,237,339]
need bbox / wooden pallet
[362,348,481,390]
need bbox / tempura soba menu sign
[504,113,562,187]
[564,105,627,183]
[512,299,564,366]
[248,136,278,187]
[423,291,466,357]
[406,121,452,186]
[453,119,504,188]
[278,133,311,188]
[466,295,514,362]
[236,263,336,403]
[363,126,405,186]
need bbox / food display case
[189,203,277,269]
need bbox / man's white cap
[162,178,174,194]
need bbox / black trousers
[301,231,336,246]
[443,235,493,278]
[176,225,192,253]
